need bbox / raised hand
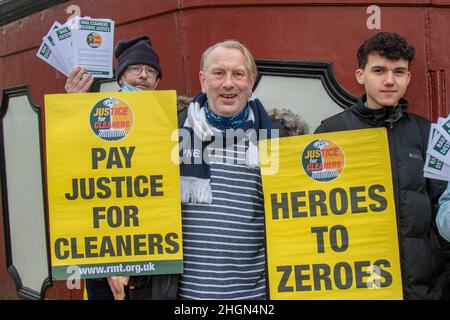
[64,66,94,93]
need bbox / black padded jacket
[314,95,448,300]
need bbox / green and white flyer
[424,117,450,181]
[71,17,115,78]
[49,23,74,73]
[40,21,68,75]
[36,17,115,79]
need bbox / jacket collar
[351,95,408,127]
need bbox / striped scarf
[179,92,276,204]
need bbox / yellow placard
[44,91,183,279]
[259,128,402,299]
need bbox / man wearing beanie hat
[64,36,177,301]
[65,35,161,93]
[115,35,162,88]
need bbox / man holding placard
[62,35,177,300]
[176,40,308,299]
[62,37,306,301]
[315,32,447,299]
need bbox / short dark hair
[357,32,415,69]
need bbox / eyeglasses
[127,65,159,77]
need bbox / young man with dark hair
[315,32,448,299]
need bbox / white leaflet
[71,16,114,78]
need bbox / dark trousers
[85,278,115,300]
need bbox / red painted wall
[1,0,449,299]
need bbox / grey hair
[200,40,258,77]
[267,108,309,136]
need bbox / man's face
[355,53,411,109]
[120,64,159,90]
[199,47,256,117]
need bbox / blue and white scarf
[179,92,277,204]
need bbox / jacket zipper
[387,125,406,295]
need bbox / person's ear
[355,69,365,85]
[250,74,256,90]
[118,76,124,87]
[199,71,207,94]
[153,78,160,90]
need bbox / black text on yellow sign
[259,129,403,299]
[54,146,179,261]
[45,92,183,279]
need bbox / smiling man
[199,44,257,117]
[315,32,448,299]
[177,40,284,299]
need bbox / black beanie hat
[115,35,162,83]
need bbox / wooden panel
[179,6,429,116]
[428,8,450,119]
[0,0,68,27]
[432,0,450,4]
[181,0,432,7]
[0,0,179,56]
[0,197,19,299]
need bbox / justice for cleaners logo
[87,32,102,48]
[90,97,133,141]
[302,139,345,182]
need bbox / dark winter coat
[314,95,448,300]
